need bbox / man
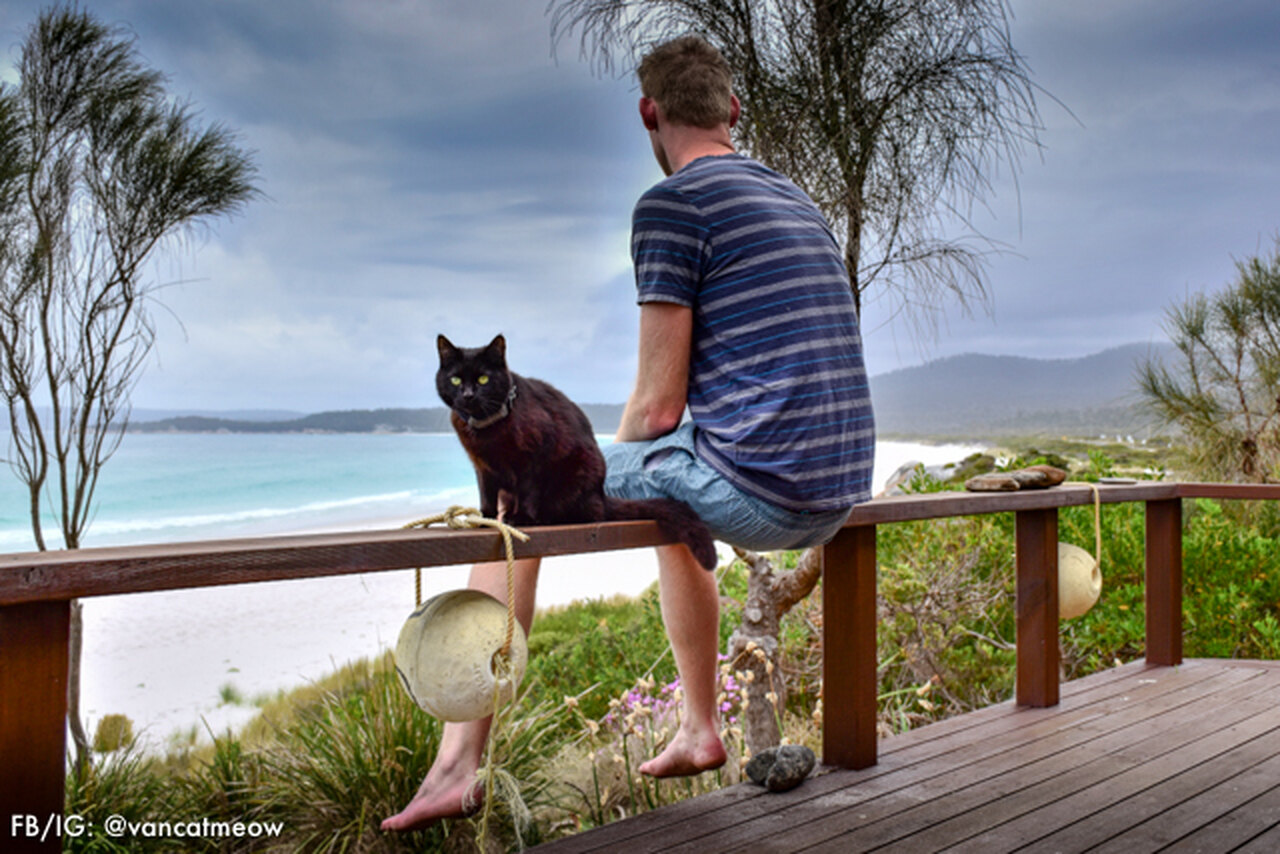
[383,34,873,831]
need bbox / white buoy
[1058,542,1103,619]
[394,589,528,721]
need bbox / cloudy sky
[2,0,1278,413]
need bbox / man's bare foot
[639,727,727,778]
[381,763,482,832]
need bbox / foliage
[538,662,751,834]
[549,0,1046,324]
[2,3,258,778]
[0,4,259,550]
[65,739,179,853]
[524,576,746,735]
[875,511,1016,731]
[1138,239,1280,483]
[91,714,135,754]
[523,593,678,730]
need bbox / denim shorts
[602,423,851,552]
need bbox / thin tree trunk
[727,547,822,755]
[67,598,90,776]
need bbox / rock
[879,460,954,496]
[965,473,1019,491]
[879,460,925,496]
[745,748,776,786]
[966,465,1067,492]
[767,745,816,791]
[1011,465,1067,489]
[745,745,817,792]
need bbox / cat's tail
[604,496,718,571]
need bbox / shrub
[92,714,135,754]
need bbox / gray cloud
[4,0,1279,408]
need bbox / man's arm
[615,302,692,442]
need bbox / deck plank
[803,674,1280,853]
[538,662,1207,854]
[1091,751,1280,852]
[530,660,1280,853]
[935,687,1280,852]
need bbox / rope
[402,506,533,846]
[403,506,529,655]
[1087,482,1102,569]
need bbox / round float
[1058,542,1103,619]
[394,589,528,721]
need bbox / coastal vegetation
[0,4,258,775]
[65,444,1280,852]
[1138,238,1280,484]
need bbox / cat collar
[466,382,518,430]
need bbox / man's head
[637,35,735,130]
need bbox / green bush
[523,594,674,724]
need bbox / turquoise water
[0,432,979,553]
[0,433,483,551]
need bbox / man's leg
[639,543,727,778]
[382,556,541,832]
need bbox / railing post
[1015,508,1059,707]
[1145,498,1183,666]
[822,524,877,769]
[1,601,70,852]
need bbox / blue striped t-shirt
[631,153,875,511]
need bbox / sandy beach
[80,541,676,748]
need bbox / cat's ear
[486,334,506,360]
[437,335,458,361]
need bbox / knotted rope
[401,506,532,848]
[403,505,529,656]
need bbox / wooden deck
[7,484,1280,851]
[534,659,1280,853]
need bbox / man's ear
[728,94,741,129]
[639,97,660,131]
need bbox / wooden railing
[2,481,1280,851]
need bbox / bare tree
[1138,241,1280,483]
[0,6,259,772]
[550,0,1046,326]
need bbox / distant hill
[130,404,628,435]
[131,408,304,423]
[870,342,1176,438]
[129,343,1175,439]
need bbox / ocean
[0,432,981,747]
[0,433,480,551]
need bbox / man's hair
[637,35,734,129]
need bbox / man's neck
[670,144,735,173]
[660,126,736,174]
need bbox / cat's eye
[450,376,462,386]
[478,375,489,385]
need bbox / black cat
[436,334,717,570]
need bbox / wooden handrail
[820,482,1280,775]
[0,519,676,606]
[3,481,1280,851]
[4,483,1278,605]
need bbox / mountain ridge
[870,342,1174,437]
[129,342,1175,439]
